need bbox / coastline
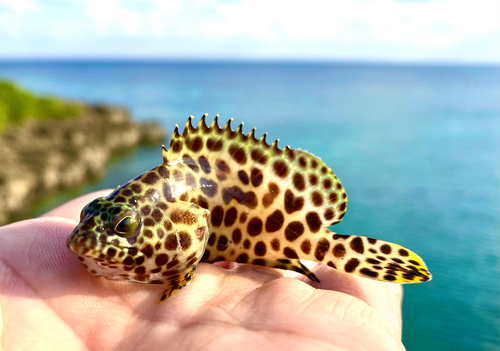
[0,104,166,225]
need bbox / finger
[307,262,403,337]
[40,189,114,221]
[0,217,164,304]
[357,277,403,338]
[175,262,405,351]
[0,217,82,295]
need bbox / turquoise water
[0,61,498,350]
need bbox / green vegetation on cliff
[0,81,166,225]
[0,81,82,131]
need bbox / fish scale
[67,114,431,302]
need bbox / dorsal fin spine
[162,145,168,164]
[259,132,268,146]
[223,118,233,131]
[183,116,194,137]
[235,122,244,134]
[248,127,257,142]
[270,139,280,154]
[210,115,219,131]
[197,114,208,131]
[168,115,287,156]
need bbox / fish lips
[66,227,141,266]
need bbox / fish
[67,115,431,302]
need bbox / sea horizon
[0,57,498,68]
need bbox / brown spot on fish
[349,237,364,254]
[207,138,223,151]
[217,235,229,251]
[314,238,330,262]
[232,228,242,244]
[164,234,178,251]
[324,208,334,220]
[309,174,318,186]
[251,148,267,164]
[284,189,304,214]
[250,168,263,187]
[198,156,211,174]
[247,217,263,236]
[238,170,249,185]
[262,182,280,208]
[305,212,322,233]
[254,241,267,256]
[211,206,224,227]
[323,179,332,190]
[293,173,306,191]
[381,244,392,255]
[171,209,197,225]
[142,172,159,185]
[333,244,346,258]
[224,207,238,227]
[300,239,311,254]
[229,145,247,165]
[273,160,289,178]
[265,209,284,233]
[311,192,323,207]
[284,221,304,242]
[179,232,193,250]
[271,238,280,251]
[216,159,230,173]
[284,247,299,259]
[190,136,203,152]
[155,253,169,266]
[200,178,218,197]
[236,253,249,263]
[222,186,258,209]
[345,258,360,273]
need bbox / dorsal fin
[165,114,348,226]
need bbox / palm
[0,191,405,351]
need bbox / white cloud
[0,0,39,13]
[77,0,181,35]
[152,0,180,17]
[0,0,40,36]
[201,0,499,47]
[82,0,141,35]
[0,0,498,62]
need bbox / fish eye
[114,216,136,236]
[110,209,141,238]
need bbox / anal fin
[248,258,320,283]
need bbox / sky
[0,0,498,63]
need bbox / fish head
[66,196,151,280]
[67,190,210,285]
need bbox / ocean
[0,61,498,351]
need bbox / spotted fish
[67,115,431,301]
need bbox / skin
[0,190,406,351]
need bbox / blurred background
[0,1,498,350]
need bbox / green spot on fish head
[67,197,147,276]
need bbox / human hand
[0,190,405,351]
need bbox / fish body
[67,115,431,301]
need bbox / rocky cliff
[0,104,166,225]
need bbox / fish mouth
[67,231,142,265]
[75,246,146,277]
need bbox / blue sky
[0,0,498,63]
